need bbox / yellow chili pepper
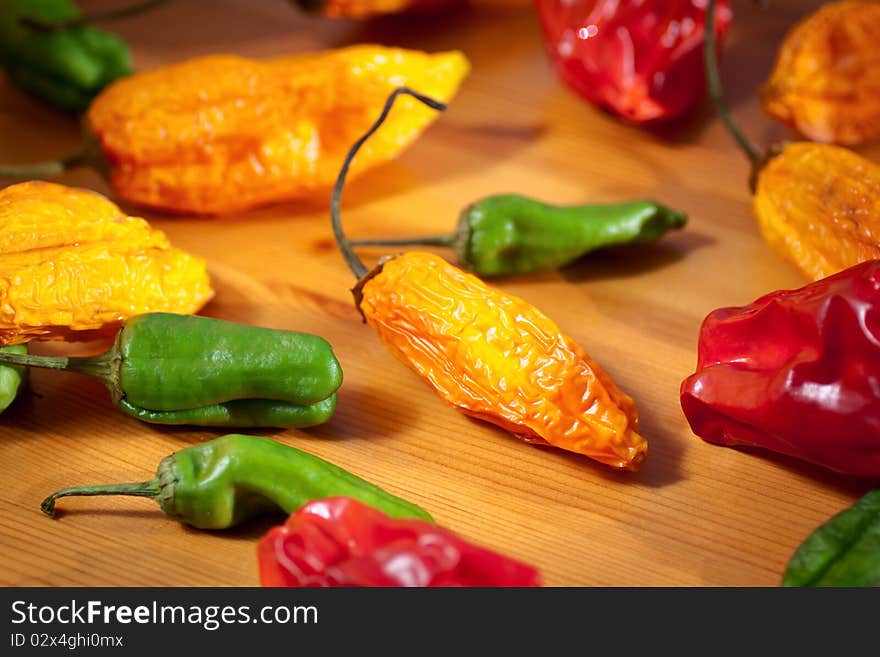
[0,45,469,215]
[0,181,212,345]
[332,88,647,471]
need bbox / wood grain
[0,0,876,587]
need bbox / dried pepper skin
[680,260,880,478]
[761,1,880,146]
[357,251,647,471]
[85,46,469,215]
[258,497,542,587]
[0,181,212,345]
[535,0,733,123]
[753,142,880,282]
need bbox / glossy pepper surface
[0,313,343,428]
[783,488,880,587]
[0,0,131,112]
[333,88,647,471]
[259,497,541,587]
[704,0,880,282]
[0,181,212,346]
[680,260,880,478]
[353,194,687,277]
[41,434,430,529]
[762,1,880,146]
[0,45,469,215]
[535,0,732,123]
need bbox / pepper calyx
[154,455,179,520]
[351,257,395,323]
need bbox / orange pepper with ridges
[333,89,647,471]
[761,1,880,146]
[0,181,212,345]
[0,45,469,215]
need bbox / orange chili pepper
[331,88,647,471]
[0,45,469,215]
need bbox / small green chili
[351,194,687,277]
[0,344,27,413]
[783,488,880,587]
[41,433,432,528]
[0,313,343,428]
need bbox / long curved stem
[20,0,175,31]
[41,480,159,517]
[350,234,455,248]
[0,150,91,179]
[330,87,447,280]
[704,0,763,166]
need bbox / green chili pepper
[0,344,27,413]
[0,313,342,428]
[350,194,687,277]
[783,488,880,587]
[0,0,132,113]
[41,433,432,528]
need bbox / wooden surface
[1,0,877,587]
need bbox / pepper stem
[0,351,113,380]
[41,480,159,518]
[331,86,448,279]
[704,0,763,166]
[0,149,93,180]
[350,234,456,248]
[20,0,174,31]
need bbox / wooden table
[1,0,875,587]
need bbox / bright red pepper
[680,260,880,478]
[258,497,542,587]
[534,0,733,123]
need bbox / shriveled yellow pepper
[0,181,212,345]
[706,0,880,281]
[761,1,880,146]
[0,45,469,215]
[333,89,647,471]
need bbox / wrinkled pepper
[0,313,343,428]
[41,434,430,528]
[0,45,469,215]
[762,1,880,146]
[0,0,131,113]
[783,488,880,587]
[535,0,733,123]
[0,344,26,413]
[352,194,687,277]
[680,260,880,478]
[332,88,647,471]
[0,181,212,345]
[259,497,541,587]
[705,0,880,281]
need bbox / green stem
[0,351,112,380]
[350,234,455,248]
[0,150,90,180]
[331,86,447,280]
[41,480,159,517]
[704,0,763,166]
[20,0,175,31]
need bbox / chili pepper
[0,181,212,346]
[679,259,880,478]
[783,488,880,587]
[0,344,27,413]
[0,312,343,428]
[331,88,647,471]
[0,0,131,113]
[761,1,880,147]
[259,497,540,587]
[704,0,880,281]
[534,0,733,124]
[41,434,431,528]
[351,194,687,277]
[0,45,469,215]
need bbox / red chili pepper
[258,497,542,587]
[680,260,880,478]
[534,0,733,123]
